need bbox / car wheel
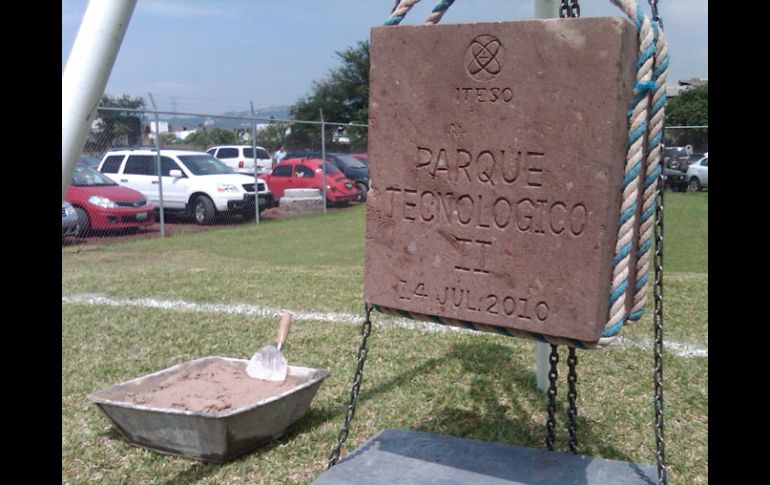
[193,195,216,225]
[74,207,90,236]
[356,182,368,203]
[689,177,702,192]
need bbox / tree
[288,41,369,149]
[183,127,239,150]
[255,123,289,151]
[665,83,708,151]
[91,94,145,150]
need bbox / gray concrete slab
[313,429,656,485]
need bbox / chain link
[544,344,559,451]
[647,0,662,27]
[327,304,374,469]
[566,347,578,454]
[559,0,581,18]
[653,167,668,484]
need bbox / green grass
[62,195,708,484]
[662,191,708,273]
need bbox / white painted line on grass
[63,293,707,358]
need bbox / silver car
[685,153,708,191]
[62,201,79,241]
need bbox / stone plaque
[365,18,639,343]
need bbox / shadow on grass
[160,463,219,485]
[406,341,654,484]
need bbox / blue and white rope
[384,0,457,25]
[598,0,665,347]
[628,19,668,323]
[425,0,456,24]
[384,0,422,26]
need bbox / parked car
[62,201,79,242]
[66,164,155,235]
[685,153,708,191]
[351,153,368,166]
[662,167,688,192]
[78,154,102,169]
[662,146,692,171]
[206,145,273,175]
[98,148,275,225]
[285,151,370,201]
[263,157,360,204]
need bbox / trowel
[246,311,293,381]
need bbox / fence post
[250,101,260,225]
[148,93,165,238]
[320,109,327,215]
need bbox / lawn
[62,191,707,484]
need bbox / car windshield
[244,147,271,159]
[71,164,117,186]
[322,161,340,175]
[79,155,101,168]
[333,154,367,170]
[178,155,235,175]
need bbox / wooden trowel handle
[276,311,293,350]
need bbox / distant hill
[159,105,292,131]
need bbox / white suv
[207,145,273,175]
[98,149,276,225]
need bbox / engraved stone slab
[365,18,639,342]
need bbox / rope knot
[634,80,657,93]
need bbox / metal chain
[545,344,559,451]
[647,0,662,28]
[653,164,668,484]
[566,347,578,454]
[559,0,581,18]
[652,1,666,481]
[327,304,374,469]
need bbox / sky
[62,0,707,115]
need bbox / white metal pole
[62,0,138,199]
[535,0,558,391]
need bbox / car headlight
[87,195,118,208]
[216,184,239,193]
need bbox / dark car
[662,147,691,171]
[351,153,368,166]
[662,167,688,192]
[285,151,370,202]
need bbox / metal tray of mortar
[87,356,330,463]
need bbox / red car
[263,158,359,203]
[66,164,155,235]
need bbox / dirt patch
[97,359,303,414]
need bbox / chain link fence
[663,125,708,164]
[661,125,709,192]
[64,106,369,245]
[64,108,706,246]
